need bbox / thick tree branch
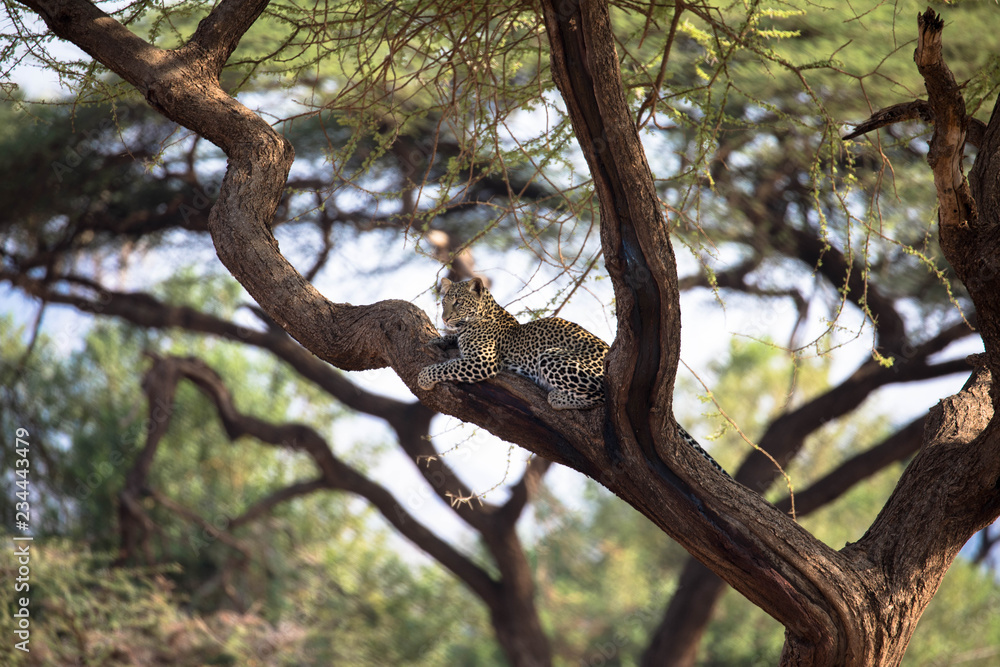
[18,0,162,92]
[969,98,1000,215]
[915,9,1000,386]
[838,360,1000,662]
[184,0,270,75]
[540,1,859,660]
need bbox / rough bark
[644,338,970,664]
[643,416,929,667]
[16,1,1000,664]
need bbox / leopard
[417,277,607,410]
[418,277,731,478]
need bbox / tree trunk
[484,525,553,667]
[644,418,928,665]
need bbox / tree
[5,0,1000,664]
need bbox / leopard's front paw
[426,334,458,349]
[417,366,438,390]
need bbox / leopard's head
[439,277,490,328]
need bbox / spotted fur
[418,277,730,475]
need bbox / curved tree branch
[843,99,935,141]
[228,478,328,530]
[136,352,554,665]
[134,353,498,602]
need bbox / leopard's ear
[440,277,453,293]
[469,276,486,296]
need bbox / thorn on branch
[446,491,484,509]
